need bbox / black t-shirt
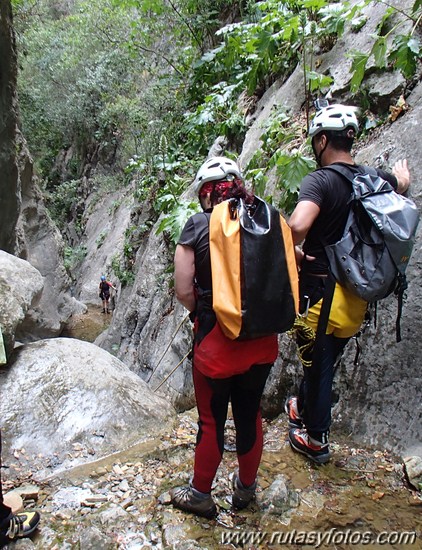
[299,163,397,274]
[100,281,110,294]
[178,210,212,290]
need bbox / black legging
[192,363,272,493]
[298,333,349,444]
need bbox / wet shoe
[0,511,40,542]
[232,473,256,510]
[288,428,331,465]
[284,396,303,428]
[170,484,216,519]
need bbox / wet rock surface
[0,338,176,477]
[2,411,421,549]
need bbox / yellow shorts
[304,283,367,338]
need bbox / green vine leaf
[412,0,421,13]
[307,71,333,93]
[275,153,315,194]
[371,36,387,68]
[349,50,369,93]
[388,35,420,79]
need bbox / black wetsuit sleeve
[178,217,196,248]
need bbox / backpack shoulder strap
[323,163,377,181]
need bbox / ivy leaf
[194,47,221,68]
[248,169,268,198]
[254,29,275,56]
[388,35,420,79]
[376,6,395,34]
[307,71,333,93]
[302,0,327,8]
[275,153,315,193]
[348,50,369,93]
[412,0,421,13]
[247,62,260,95]
[371,36,387,68]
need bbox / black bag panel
[195,292,217,346]
[238,199,296,339]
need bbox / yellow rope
[288,316,316,368]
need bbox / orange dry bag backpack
[209,196,299,340]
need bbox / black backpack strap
[323,163,378,183]
[394,274,408,343]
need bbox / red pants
[192,363,272,493]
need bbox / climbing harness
[288,316,316,368]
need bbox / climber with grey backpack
[323,162,419,342]
[285,103,418,465]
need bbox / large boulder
[0,250,44,358]
[0,338,176,478]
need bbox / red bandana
[199,181,234,201]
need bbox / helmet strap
[312,134,329,167]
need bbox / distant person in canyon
[0,328,40,545]
[98,275,117,314]
[170,157,280,518]
[286,103,411,465]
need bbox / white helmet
[308,104,359,137]
[193,156,242,194]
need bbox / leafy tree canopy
[12,0,421,251]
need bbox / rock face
[98,0,422,456]
[0,338,176,478]
[0,251,44,357]
[15,150,80,339]
[0,4,81,337]
[332,84,422,457]
[0,1,20,253]
[73,186,134,306]
[97,223,196,412]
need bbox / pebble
[4,412,418,549]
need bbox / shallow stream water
[61,304,112,342]
[17,306,419,548]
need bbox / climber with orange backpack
[169,156,298,518]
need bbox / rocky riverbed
[2,408,421,550]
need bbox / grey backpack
[324,164,419,340]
